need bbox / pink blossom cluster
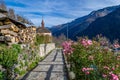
[102,73,119,80]
[81,39,92,47]
[103,66,110,70]
[109,72,119,80]
[103,66,115,71]
[82,67,94,75]
[62,41,74,55]
[102,66,119,80]
[102,74,107,78]
[114,44,120,48]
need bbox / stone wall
[0,43,55,79]
[13,43,55,79]
[39,43,55,56]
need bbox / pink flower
[82,68,86,72]
[109,72,113,75]
[62,41,74,55]
[114,44,120,48]
[102,74,107,78]
[112,67,115,71]
[81,39,88,46]
[81,39,93,47]
[110,73,119,80]
[87,40,92,45]
[86,68,94,71]
[85,71,90,75]
[103,66,110,70]
[82,67,94,75]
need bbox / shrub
[0,44,21,79]
[35,34,51,45]
[63,38,120,80]
[0,71,4,80]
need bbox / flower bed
[62,38,120,80]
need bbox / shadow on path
[22,49,68,80]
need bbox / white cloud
[5,0,120,27]
[30,15,73,27]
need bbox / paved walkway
[23,49,68,80]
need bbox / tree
[8,8,16,19]
[53,34,67,47]
[0,0,34,25]
[0,0,7,10]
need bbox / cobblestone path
[23,49,68,80]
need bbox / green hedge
[35,34,52,45]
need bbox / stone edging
[62,51,76,80]
[61,50,70,80]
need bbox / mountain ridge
[77,6,120,41]
[49,5,120,40]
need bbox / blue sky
[4,0,120,27]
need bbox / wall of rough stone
[0,43,55,79]
[39,43,55,56]
[14,43,55,79]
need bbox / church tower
[41,19,45,28]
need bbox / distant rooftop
[37,27,51,33]
[37,19,51,33]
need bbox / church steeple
[41,18,45,28]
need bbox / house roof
[0,16,26,28]
[0,10,27,28]
[37,27,51,33]
[7,18,26,28]
[23,23,36,27]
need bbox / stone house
[36,19,52,43]
[37,19,52,36]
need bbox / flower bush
[62,41,74,63]
[62,41,74,55]
[62,38,120,80]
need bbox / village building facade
[37,19,52,43]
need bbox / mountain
[49,5,120,40]
[77,7,120,41]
